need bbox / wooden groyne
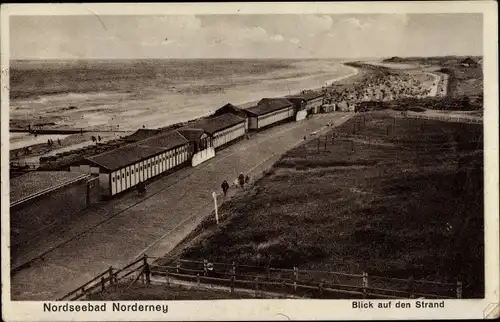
[10,128,86,134]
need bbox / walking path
[10,113,354,300]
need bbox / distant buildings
[460,57,479,68]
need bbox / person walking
[238,173,245,189]
[221,180,229,196]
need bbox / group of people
[136,173,250,199]
[220,173,250,197]
[47,138,62,148]
[321,71,433,106]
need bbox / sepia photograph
[1,2,498,321]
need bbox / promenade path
[11,112,354,300]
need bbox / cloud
[10,14,482,59]
[343,17,369,29]
[271,34,284,42]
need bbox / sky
[10,14,483,59]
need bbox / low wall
[10,176,100,248]
[192,148,216,167]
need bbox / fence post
[408,275,415,299]
[293,267,298,292]
[165,270,170,287]
[318,280,324,298]
[254,277,259,297]
[232,262,236,279]
[230,275,235,295]
[176,261,180,273]
[456,281,462,299]
[101,276,106,293]
[362,272,368,299]
[108,266,114,287]
[196,273,200,286]
[142,255,151,285]
[203,259,208,276]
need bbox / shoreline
[10,62,364,162]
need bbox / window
[112,177,115,182]
[126,172,129,176]
[132,169,134,174]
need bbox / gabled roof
[188,113,245,135]
[236,100,259,110]
[246,98,294,116]
[138,130,189,150]
[213,103,248,119]
[85,130,190,172]
[125,129,162,142]
[85,144,169,172]
[177,128,207,142]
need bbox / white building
[245,98,295,130]
[189,113,247,150]
[76,130,192,198]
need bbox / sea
[9,59,357,149]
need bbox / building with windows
[188,113,246,149]
[177,128,215,166]
[286,91,325,115]
[245,98,295,130]
[75,130,192,197]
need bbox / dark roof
[189,113,245,135]
[286,91,324,101]
[86,130,189,171]
[213,103,248,119]
[138,130,189,150]
[125,129,162,142]
[246,98,293,116]
[177,128,207,141]
[86,144,169,171]
[237,100,259,110]
[11,171,90,206]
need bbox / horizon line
[9,54,484,61]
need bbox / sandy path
[10,113,354,300]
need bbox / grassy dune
[175,113,484,298]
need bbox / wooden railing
[404,114,482,124]
[59,256,461,300]
[150,258,460,300]
[58,256,148,301]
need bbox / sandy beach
[9,60,360,162]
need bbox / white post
[212,191,219,224]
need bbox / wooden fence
[58,256,148,301]
[404,114,482,124]
[59,256,461,300]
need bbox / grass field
[172,112,484,298]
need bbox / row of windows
[111,146,189,182]
[258,107,293,121]
[214,124,245,138]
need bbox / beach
[10,59,356,134]
[9,59,358,161]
